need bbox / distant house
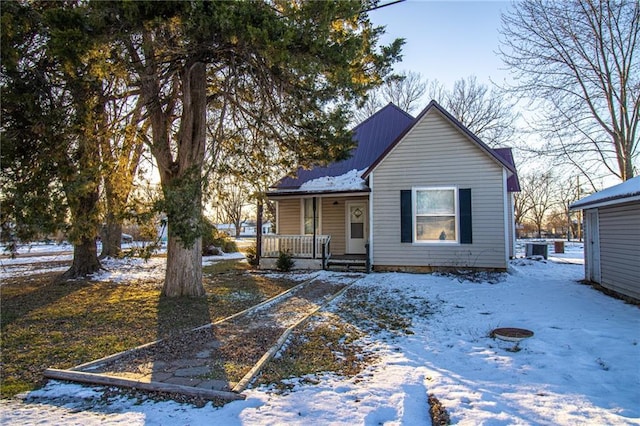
[216,221,273,237]
[216,224,237,236]
[262,101,520,271]
[262,221,273,235]
[570,176,640,302]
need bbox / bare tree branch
[500,0,639,181]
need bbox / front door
[347,202,367,254]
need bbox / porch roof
[266,187,370,199]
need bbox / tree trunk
[157,61,207,297]
[164,231,203,297]
[100,212,122,258]
[99,103,144,259]
[235,219,242,238]
[62,236,101,279]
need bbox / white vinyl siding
[507,192,516,258]
[597,202,640,300]
[370,109,507,269]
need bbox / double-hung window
[302,198,319,235]
[413,187,458,243]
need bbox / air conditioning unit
[525,242,548,259]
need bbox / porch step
[326,258,368,272]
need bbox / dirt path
[45,274,363,402]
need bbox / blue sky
[369,0,512,89]
[368,1,625,188]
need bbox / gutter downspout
[368,172,374,271]
[503,169,510,267]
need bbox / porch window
[413,187,457,242]
[303,198,319,235]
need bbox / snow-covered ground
[2,243,639,425]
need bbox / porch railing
[261,235,331,259]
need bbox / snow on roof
[571,176,640,210]
[273,103,415,190]
[270,101,520,196]
[297,169,367,192]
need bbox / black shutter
[400,190,412,243]
[459,188,472,244]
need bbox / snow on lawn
[2,253,640,425]
[87,252,247,283]
[0,251,246,282]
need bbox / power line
[362,0,406,14]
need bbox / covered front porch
[259,234,369,271]
[260,234,332,269]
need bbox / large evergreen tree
[1,1,112,276]
[105,0,403,297]
[3,1,402,293]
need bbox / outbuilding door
[346,202,367,254]
[586,209,601,283]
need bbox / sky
[369,0,512,92]
[368,1,626,189]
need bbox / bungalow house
[261,100,520,272]
[570,176,640,302]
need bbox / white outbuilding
[570,176,640,302]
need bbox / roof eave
[570,193,640,211]
[266,188,371,199]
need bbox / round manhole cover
[491,327,534,342]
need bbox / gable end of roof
[363,100,518,178]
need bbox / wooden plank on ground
[44,368,245,401]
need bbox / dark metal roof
[274,103,415,189]
[271,101,521,194]
[266,188,371,198]
[493,148,521,192]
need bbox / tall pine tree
[106,0,403,297]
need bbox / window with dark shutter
[459,188,472,244]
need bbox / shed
[570,176,640,302]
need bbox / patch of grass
[256,313,372,391]
[255,285,436,392]
[336,287,433,335]
[0,259,299,398]
[428,394,451,425]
